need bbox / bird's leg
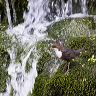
[68,62,70,71]
[66,62,70,74]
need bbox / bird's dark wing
[61,49,76,60]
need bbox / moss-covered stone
[0,24,10,92]
[44,65,96,96]
[36,41,51,74]
[32,73,49,96]
[32,17,96,96]
[48,17,96,41]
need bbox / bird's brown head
[51,40,64,51]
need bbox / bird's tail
[75,47,84,56]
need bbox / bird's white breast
[53,48,62,58]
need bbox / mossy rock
[43,36,96,96]
[32,17,96,96]
[67,36,96,59]
[0,49,10,92]
[36,40,61,75]
[47,17,96,40]
[32,73,49,96]
[0,24,10,92]
[44,66,96,96]
[32,36,96,96]
[0,67,9,92]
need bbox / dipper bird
[52,41,84,72]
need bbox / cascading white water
[3,0,51,96]
[65,0,72,16]
[5,0,12,29]
[81,0,87,14]
[0,0,89,96]
[11,0,16,22]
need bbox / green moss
[32,73,49,96]
[0,24,10,92]
[48,17,96,40]
[67,36,96,59]
[36,41,50,54]
[0,49,10,92]
[37,52,51,74]
[0,67,9,92]
[44,68,96,96]
[32,17,96,96]
[32,36,96,96]
[36,41,52,74]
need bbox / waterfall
[5,0,12,28]
[81,0,87,14]
[3,0,51,96]
[0,0,89,96]
[64,0,72,16]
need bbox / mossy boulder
[44,65,96,96]
[0,50,10,93]
[32,73,49,96]
[32,17,96,96]
[32,36,96,96]
[48,17,96,40]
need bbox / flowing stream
[1,0,88,96]
[5,0,12,28]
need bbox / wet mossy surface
[32,17,96,96]
[48,17,96,40]
[0,24,11,92]
[32,73,49,96]
[32,36,96,96]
